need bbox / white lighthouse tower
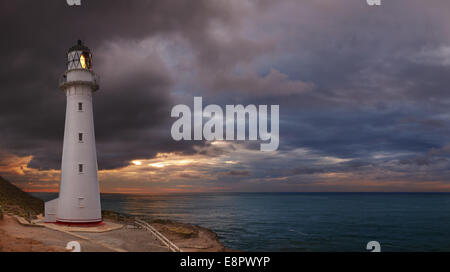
[45,40,102,224]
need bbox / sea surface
[32,192,450,252]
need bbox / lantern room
[67,40,92,70]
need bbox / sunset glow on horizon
[2,144,450,194]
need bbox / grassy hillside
[0,176,43,218]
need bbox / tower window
[78,164,84,173]
[78,197,85,208]
[78,102,83,111]
[78,133,83,142]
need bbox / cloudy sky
[1,0,450,193]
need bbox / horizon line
[26,190,450,195]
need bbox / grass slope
[0,176,43,218]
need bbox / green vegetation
[102,210,134,224]
[164,225,197,238]
[152,219,199,239]
[0,176,43,218]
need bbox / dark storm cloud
[186,0,450,186]
[223,170,251,177]
[0,0,240,170]
[291,167,325,175]
[218,1,450,168]
[3,0,450,191]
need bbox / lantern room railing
[59,72,100,92]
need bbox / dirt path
[0,216,66,252]
[0,215,170,252]
[0,215,116,252]
[0,227,64,252]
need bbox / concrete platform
[15,216,123,233]
[44,220,123,233]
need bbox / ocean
[32,192,450,252]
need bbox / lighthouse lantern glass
[80,52,91,69]
[80,54,87,69]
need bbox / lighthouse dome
[67,40,93,70]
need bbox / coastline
[0,177,232,252]
[103,210,233,252]
[0,210,232,252]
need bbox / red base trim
[54,221,104,227]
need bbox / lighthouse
[45,40,102,224]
